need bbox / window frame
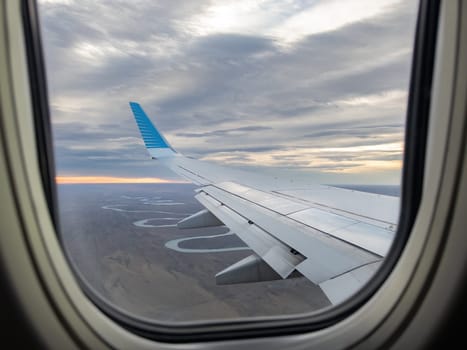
[1,0,454,346]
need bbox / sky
[38,0,419,184]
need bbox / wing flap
[196,192,303,278]
[319,261,382,304]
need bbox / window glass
[39,0,418,322]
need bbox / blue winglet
[129,102,172,150]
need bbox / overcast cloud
[39,0,419,183]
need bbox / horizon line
[56,176,189,184]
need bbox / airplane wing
[130,102,399,304]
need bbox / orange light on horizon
[56,176,188,184]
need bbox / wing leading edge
[130,102,399,304]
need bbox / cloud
[56,176,187,184]
[176,125,272,138]
[39,0,418,183]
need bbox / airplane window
[37,0,420,331]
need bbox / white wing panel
[204,184,392,257]
[289,207,358,233]
[278,187,399,226]
[289,208,394,256]
[200,185,381,283]
[162,155,399,232]
[215,182,309,215]
[330,222,394,256]
[319,261,382,304]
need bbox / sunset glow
[56,176,188,184]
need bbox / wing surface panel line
[205,184,392,256]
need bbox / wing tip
[129,101,177,156]
[129,101,140,108]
